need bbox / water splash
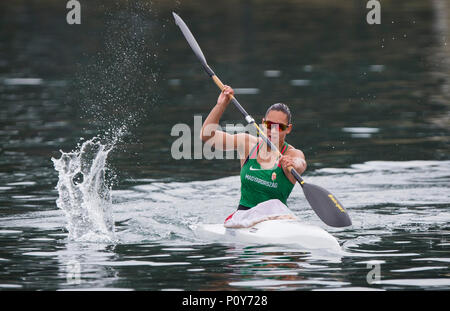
[52,135,121,243]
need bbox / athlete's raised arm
[200,86,257,161]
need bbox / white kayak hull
[193,219,341,252]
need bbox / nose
[270,126,279,135]
[269,127,280,143]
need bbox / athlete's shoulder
[285,144,305,160]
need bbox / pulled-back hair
[265,103,292,124]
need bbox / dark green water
[0,0,449,290]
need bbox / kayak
[193,219,341,252]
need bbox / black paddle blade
[302,183,352,227]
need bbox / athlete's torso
[239,140,295,208]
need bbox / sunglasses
[262,120,288,131]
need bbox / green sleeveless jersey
[239,141,295,208]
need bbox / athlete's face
[262,110,292,146]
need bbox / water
[1,154,449,290]
[0,0,449,291]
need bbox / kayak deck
[193,219,341,252]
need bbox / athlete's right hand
[217,85,234,106]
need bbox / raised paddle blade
[172,12,215,76]
[302,183,352,227]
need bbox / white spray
[52,133,123,243]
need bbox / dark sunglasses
[262,120,288,131]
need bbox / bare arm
[200,86,257,158]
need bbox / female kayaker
[200,85,307,227]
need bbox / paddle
[172,12,352,227]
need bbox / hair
[265,103,292,124]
